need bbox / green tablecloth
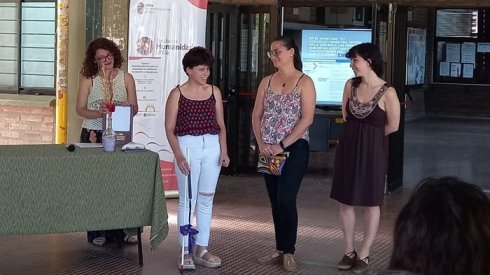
[0,144,168,249]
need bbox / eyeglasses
[267,47,287,59]
[96,53,113,63]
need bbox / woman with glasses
[252,36,316,272]
[330,43,400,274]
[76,37,138,247]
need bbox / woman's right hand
[258,142,274,156]
[175,155,190,175]
[98,103,110,117]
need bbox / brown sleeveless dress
[330,83,390,206]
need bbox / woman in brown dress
[330,43,400,274]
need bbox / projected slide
[301,29,372,106]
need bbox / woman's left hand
[121,101,135,108]
[220,154,230,167]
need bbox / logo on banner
[136,37,154,55]
[137,2,144,14]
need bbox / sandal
[193,249,221,268]
[178,254,196,270]
[90,236,106,247]
[124,234,138,244]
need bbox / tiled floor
[403,117,490,191]
[0,117,488,274]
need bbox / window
[0,0,56,94]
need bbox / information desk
[0,144,168,265]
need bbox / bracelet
[279,141,286,150]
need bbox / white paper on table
[74,143,103,148]
[122,142,145,151]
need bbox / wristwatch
[279,141,286,150]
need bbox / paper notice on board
[477,43,490,53]
[463,63,474,78]
[450,63,462,77]
[446,43,461,63]
[439,62,450,76]
[461,43,476,64]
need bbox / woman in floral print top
[252,35,316,272]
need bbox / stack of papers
[122,142,145,151]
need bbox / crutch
[179,148,198,273]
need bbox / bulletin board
[433,8,490,84]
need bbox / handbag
[257,152,290,175]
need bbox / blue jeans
[263,138,310,254]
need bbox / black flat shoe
[337,251,357,270]
[352,256,369,274]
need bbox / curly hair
[346,43,384,87]
[81,38,124,78]
[390,176,490,275]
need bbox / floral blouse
[260,84,309,144]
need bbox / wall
[324,7,359,26]
[102,0,129,72]
[427,84,490,118]
[66,0,86,144]
[404,85,427,121]
[0,95,54,145]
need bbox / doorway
[207,3,277,174]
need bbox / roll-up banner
[128,0,208,196]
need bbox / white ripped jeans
[176,134,221,248]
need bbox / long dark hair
[81,38,124,78]
[346,43,383,87]
[390,176,490,275]
[272,36,302,71]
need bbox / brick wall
[0,99,55,145]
